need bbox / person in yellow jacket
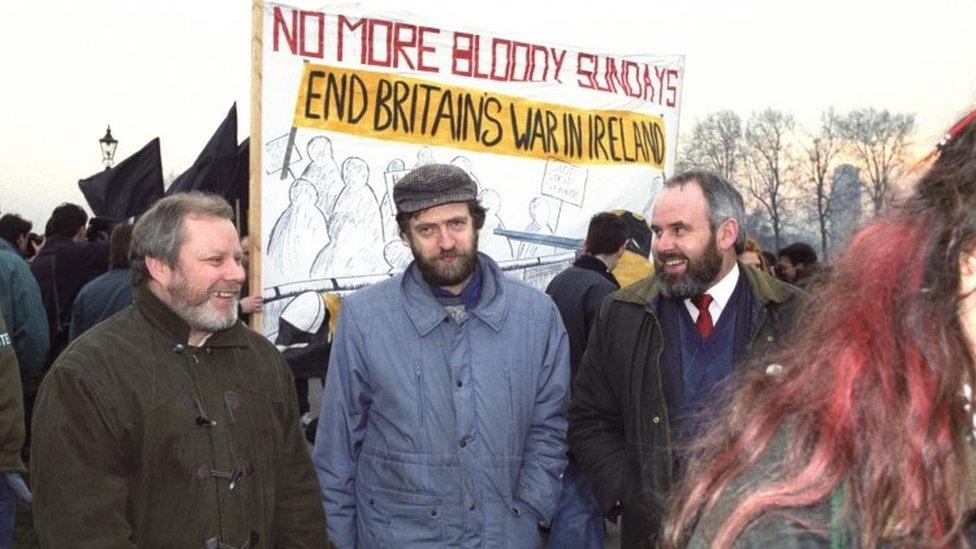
[609,210,655,287]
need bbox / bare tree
[677,110,743,182]
[742,109,796,251]
[800,108,842,259]
[837,108,915,216]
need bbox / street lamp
[99,126,118,169]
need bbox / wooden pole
[248,0,263,330]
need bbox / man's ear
[145,256,173,287]
[716,218,739,252]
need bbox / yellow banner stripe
[293,63,666,168]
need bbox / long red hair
[665,113,976,548]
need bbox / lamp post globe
[99,126,118,169]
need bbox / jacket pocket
[363,485,444,547]
[506,500,543,548]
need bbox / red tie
[692,293,714,339]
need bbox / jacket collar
[34,235,72,258]
[573,254,620,288]
[614,261,794,309]
[133,285,251,348]
[401,252,508,336]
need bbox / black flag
[167,103,238,199]
[78,137,164,220]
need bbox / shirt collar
[707,262,740,311]
[684,262,740,321]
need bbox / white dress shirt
[684,262,740,325]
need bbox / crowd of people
[1,107,975,548]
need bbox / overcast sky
[2,0,974,227]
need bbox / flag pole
[248,0,263,331]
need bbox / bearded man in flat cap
[314,164,570,548]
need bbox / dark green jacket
[687,424,837,548]
[31,286,329,548]
[0,307,26,474]
[687,424,976,548]
[568,264,804,548]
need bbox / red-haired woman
[664,108,976,548]
[739,237,773,277]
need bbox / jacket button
[766,334,774,342]
[195,465,210,481]
[652,416,661,424]
[430,509,438,517]
[460,440,467,448]
[456,380,463,388]
[173,343,185,354]
[467,502,476,511]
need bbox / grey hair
[663,170,746,253]
[130,192,235,286]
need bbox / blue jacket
[68,267,133,342]
[314,252,570,548]
[0,240,48,378]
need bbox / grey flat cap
[393,164,478,215]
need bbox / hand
[239,295,264,314]
[4,473,32,504]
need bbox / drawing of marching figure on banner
[379,159,408,241]
[478,189,513,261]
[300,136,344,218]
[256,2,683,340]
[266,178,329,282]
[310,157,384,277]
[501,158,585,287]
[517,197,557,259]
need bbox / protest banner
[253,2,684,338]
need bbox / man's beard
[166,271,241,333]
[654,233,723,299]
[411,232,479,287]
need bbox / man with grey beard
[567,171,804,548]
[30,192,329,548]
